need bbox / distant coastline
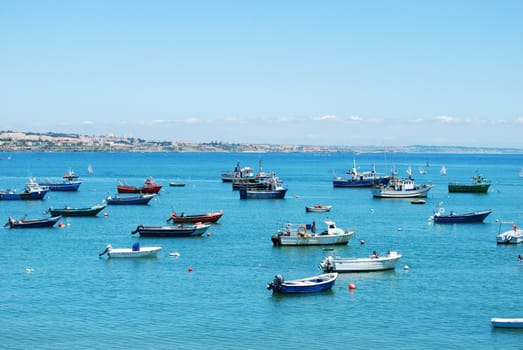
[0,130,521,154]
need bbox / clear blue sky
[1,0,522,148]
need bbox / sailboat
[87,164,94,174]
[440,165,447,176]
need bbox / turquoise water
[0,152,522,349]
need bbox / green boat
[448,175,490,193]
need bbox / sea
[0,151,522,350]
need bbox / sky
[0,0,522,148]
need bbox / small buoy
[370,209,374,214]
[58,222,64,228]
[25,268,34,273]
[207,232,211,237]
[348,283,356,290]
[397,227,402,231]
[103,212,108,217]
[404,265,409,270]
[169,252,180,257]
[360,239,365,245]
[188,267,193,272]
[295,195,300,199]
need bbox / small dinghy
[266,272,337,294]
[98,243,162,258]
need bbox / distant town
[0,130,521,154]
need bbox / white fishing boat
[496,221,523,244]
[319,251,402,272]
[491,318,523,328]
[98,243,162,258]
[371,178,433,198]
[271,220,354,246]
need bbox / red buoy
[188,267,193,272]
[348,283,356,290]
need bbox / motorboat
[266,272,338,294]
[319,251,402,273]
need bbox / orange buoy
[188,267,193,272]
[348,283,356,290]
[58,222,64,228]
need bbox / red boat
[167,211,223,224]
[117,177,163,194]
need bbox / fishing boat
[448,174,490,193]
[496,222,523,244]
[319,251,402,273]
[98,243,162,258]
[167,210,223,224]
[239,177,287,199]
[131,222,211,237]
[117,177,163,194]
[305,205,332,212]
[332,160,392,188]
[266,272,338,294]
[5,215,62,228]
[38,170,82,191]
[0,179,49,200]
[48,204,107,217]
[169,182,186,187]
[221,160,255,182]
[430,208,492,224]
[370,177,433,198]
[491,318,523,328]
[105,193,156,205]
[271,220,354,246]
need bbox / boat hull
[239,188,287,199]
[117,185,162,194]
[272,233,351,246]
[107,247,162,258]
[267,273,337,293]
[49,205,106,217]
[305,205,332,212]
[8,215,62,228]
[371,185,432,198]
[106,194,156,205]
[39,181,82,191]
[491,318,523,328]
[433,210,492,224]
[320,252,402,273]
[168,211,223,224]
[448,184,490,193]
[132,224,211,237]
[333,177,391,188]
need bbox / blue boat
[333,160,392,188]
[38,179,82,191]
[6,215,62,228]
[105,193,156,205]
[239,177,287,199]
[266,272,337,293]
[431,208,492,224]
[0,179,49,200]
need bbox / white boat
[98,243,162,258]
[271,220,354,246]
[319,251,402,272]
[491,318,523,328]
[305,205,332,212]
[371,178,433,198]
[496,222,523,244]
[440,165,447,176]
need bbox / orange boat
[117,177,163,194]
[167,211,223,224]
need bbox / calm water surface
[0,152,522,349]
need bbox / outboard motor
[322,256,334,272]
[267,274,284,290]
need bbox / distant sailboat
[519,168,523,177]
[440,165,447,176]
[406,165,413,178]
[87,164,94,174]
